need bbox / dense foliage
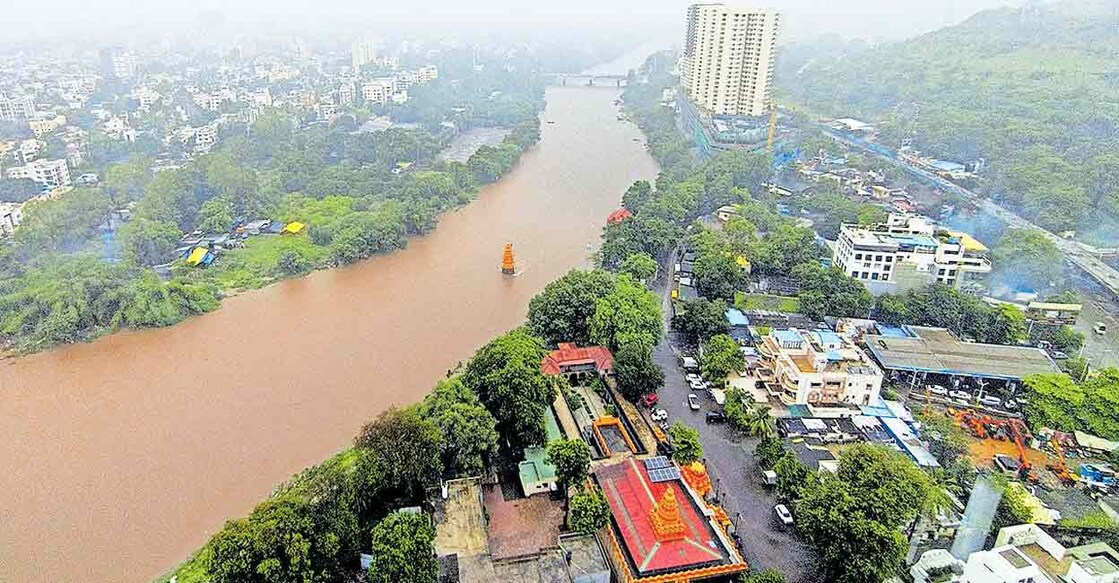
[569,488,612,534]
[1022,368,1119,439]
[667,422,703,464]
[368,511,438,583]
[777,2,1119,234]
[462,328,555,451]
[700,334,745,388]
[875,283,1025,344]
[527,269,617,346]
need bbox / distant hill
[776,0,1119,235]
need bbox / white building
[337,83,354,106]
[417,65,438,83]
[135,87,161,109]
[361,79,395,105]
[0,93,35,121]
[912,524,1119,583]
[0,203,23,237]
[6,159,71,190]
[680,3,780,117]
[755,328,883,406]
[351,39,376,71]
[832,214,992,294]
[17,139,43,164]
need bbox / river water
[0,86,659,582]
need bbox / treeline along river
[0,86,660,582]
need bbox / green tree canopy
[701,334,745,388]
[793,263,873,321]
[667,422,703,464]
[422,377,499,478]
[675,298,730,346]
[119,218,181,267]
[546,438,592,495]
[368,511,438,583]
[613,342,665,402]
[527,269,617,346]
[589,274,663,353]
[462,328,554,450]
[992,229,1063,292]
[354,406,443,497]
[619,252,658,282]
[569,488,612,534]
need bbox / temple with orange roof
[593,457,748,582]
[606,208,633,225]
[540,342,614,384]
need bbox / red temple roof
[606,208,633,225]
[594,458,742,578]
[540,343,614,375]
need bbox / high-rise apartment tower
[680,4,779,117]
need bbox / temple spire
[649,488,687,541]
[501,243,516,275]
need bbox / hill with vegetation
[776,0,1119,236]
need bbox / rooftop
[541,343,614,376]
[594,458,745,579]
[864,326,1060,381]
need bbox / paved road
[651,265,821,582]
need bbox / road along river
[0,86,660,582]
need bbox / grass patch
[200,234,329,291]
[734,292,801,313]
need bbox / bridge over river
[545,73,629,87]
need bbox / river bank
[0,86,659,583]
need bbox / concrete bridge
[546,73,629,88]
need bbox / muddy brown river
[0,86,659,582]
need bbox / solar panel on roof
[643,456,672,470]
[648,466,682,483]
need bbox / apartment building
[351,39,376,71]
[0,93,35,121]
[832,213,992,294]
[417,65,439,83]
[361,79,395,105]
[17,139,42,164]
[680,3,780,117]
[6,159,71,190]
[0,203,23,237]
[28,114,66,137]
[754,328,883,407]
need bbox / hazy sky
[6,0,1026,46]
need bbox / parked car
[979,395,1002,408]
[950,390,973,401]
[685,373,703,384]
[1004,398,1019,410]
[927,385,949,397]
[762,470,778,487]
[1095,322,1108,335]
[640,393,659,408]
[705,411,726,424]
[1051,351,1070,360]
[774,504,794,526]
[651,408,668,422]
[687,394,700,410]
[689,380,708,392]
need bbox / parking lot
[651,273,821,582]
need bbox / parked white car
[927,385,949,397]
[687,394,700,410]
[651,408,668,422]
[685,373,702,384]
[979,395,1002,408]
[950,390,973,401]
[774,504,794,526]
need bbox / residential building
[16,139,43,164]
[755,328,883,407]
[134,87,161,109]
[360,79,395,105]
[336,82,354,106]
[680,3,780,117]
[912,524,1119,583]
[350,39,376,71]
[0,202,24,236]
[417,65,439,83]
[0,93,35,121]
[5,158,71,190]
[28,114,66,137]
[99,47,137,80]
[832,213,992,294]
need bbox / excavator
[950,408,1038,483]
[1046,436,1077,485]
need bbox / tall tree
[676,298,730,346]
[119,218,181,267]
[613,343,665,402]
[423,377,499,478]
[701,334,745,388]
[546,439,592,496]
[527,269,617,346]
[354,406,443,497]
[667,422,703,464]
[462,328,554,450]
[569,488,612,534]
[589,274,663,353]
[368,512,438,583]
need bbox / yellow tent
[281,221,306,235]
[186,247,208,266]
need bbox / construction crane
[1046,436,1077,485]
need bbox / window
[855,253,863,260]
[875,255,883,262]
[885,256,893,262]
[871,273,879,280]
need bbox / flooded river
[0,86,659,582]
